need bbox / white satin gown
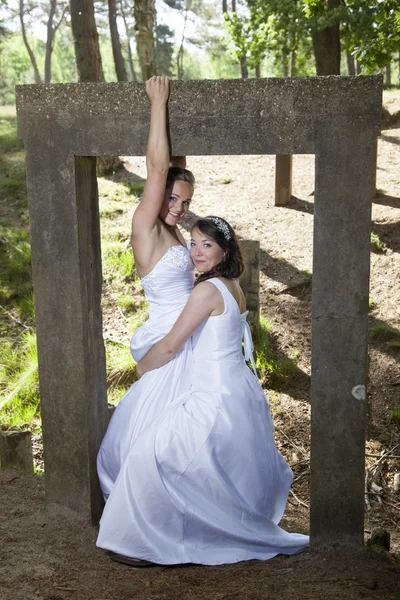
[97,245,309,565]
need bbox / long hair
[192,217,244,286]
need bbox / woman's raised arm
[131,76,170,239]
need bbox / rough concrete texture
[16,76,382,542]
[239,240,260,330]
[0,430,33,473]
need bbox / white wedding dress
[97,245,309,565]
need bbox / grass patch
[369,297,377,311]
[390,407,400,423]
[0,116,24,153]
[252,315,300,390]
[0,332,40,429]
[370,323,400,341]
[370,232,385,253]
[102,237,136,283]
[105,340,138,403]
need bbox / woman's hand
[145,76,170,106]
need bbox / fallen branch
[289,489,309,509]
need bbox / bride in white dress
[97,215,309,566]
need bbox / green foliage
[0,332,40,428]
[346,0,400,72]
[389,407,400,423]
[105,340,138,403]
[370,323,400,350]
[370,232,384,253]
[253,315,300,390]
[155,24,175,76]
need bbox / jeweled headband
[205,216,231,241]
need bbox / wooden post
[239,240,260,331]
[275,155,293,205]
[0,430,34,473]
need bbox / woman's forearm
[137,338,176,376]
[146,101,169,175]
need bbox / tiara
[206,217,231,241]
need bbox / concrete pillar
[24,140,109,523]
[310,123,376,547]
[0,430,34,473]
[239,240,260,330]
[275,155,293,206]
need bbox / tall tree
[44,0,68,84]
[308,0,341,74]
[70,0,104,81]
[133,0,156,80]
[120,0,137,81]
[19,0,42,83]
[108,0,128,81]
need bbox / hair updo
[191,216,245,286]
[166,167,195,189]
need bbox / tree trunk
[108,0,128,81]
[385,63,391,86]
[133,0,156,81]
[240,55,248,78]
[282,52,289,77]
[346,50,355,76]
[311,0,341,75]
[231,0,236,11]
[44,0,57,84]
[255,63,260,78]
[70,0,104,82]
[222,0,227,13]
[19,0,42,84]
[120,0,137,82]
[290,49,296,76]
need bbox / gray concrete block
[0,430,34,474]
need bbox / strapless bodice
[130,245,194,362]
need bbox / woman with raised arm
[97,216,309,567]
[97,77,195,513]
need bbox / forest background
[0,0,399,104]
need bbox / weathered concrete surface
[0,430,33,473]
[239,240,260,330]
[16,76,382,541]
[16,77,381,156]
[275,155,293,205]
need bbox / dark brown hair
[191,216,244,286]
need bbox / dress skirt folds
[97,246,309,565]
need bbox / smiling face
[190,227,226,273]
[159,180,193,227]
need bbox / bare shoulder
[190,280,220,302]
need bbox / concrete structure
[16,77,382,545]
[0,430,34,473]
[275,155,293,206]
[239,239,260,330]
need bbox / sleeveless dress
[97,250,309,564]
[97,244,194,499]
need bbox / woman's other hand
[145,76,170,106]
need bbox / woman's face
[190,227,225,273]
[159,180,193,227]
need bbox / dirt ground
[1,94,400,599]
